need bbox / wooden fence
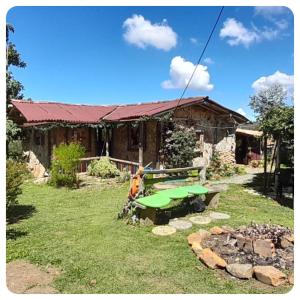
[78,156,139,174]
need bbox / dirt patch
[6,260,60,294]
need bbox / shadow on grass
[242,172,294,209]
[6,204,36,224]
[6,228,28,240]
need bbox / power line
[174,6,225,111]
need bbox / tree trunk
[263,136,268,193]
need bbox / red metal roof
[11,96,248,124]
[11,100,117,124]
[103,97,206,121]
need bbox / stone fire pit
[187,224,294,287]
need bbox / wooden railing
[78,156,139,174]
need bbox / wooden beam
[105,128,109,157]
[142,166,203,175]
[139,122,144,166]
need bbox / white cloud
[254,7,289,30]
[254,6,288,18]
[236,108,247,117]
[161,56,213,91]
[220,18,284,47]
[190,37,198,44]
[203,57,214,64]
[220,18,260,47]
[252,71,294,95]
[123,14,177,51]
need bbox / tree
[249,84,287,121]
[249,84,294,193]
[6,24,26,104]
[161,124,197,168]
[6,24,27,159]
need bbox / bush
[87,157,120,178]
[161,124,197,168]
[234,165,246,175]
[206,151,241,180]
[117,170,131,183]
[49,142,85,188]
[6,160,28,210]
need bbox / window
[128,123,146,151]
[34,130,45,146]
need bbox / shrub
[206,151,242,180]
[117,170,131,183]
[161,124,197,168]
[6,160,28,210]
[87,157,120,178]
[49,142,85,188]
[234,165,246,175]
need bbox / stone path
[169,219,193,230]
[152,212,231,236]
[152,225,176,236]
[189,216,212,225]
[6,260,59,294]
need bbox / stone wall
[24,127,98,178]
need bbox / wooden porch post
[139,122,144,167]
[105,127,109,157]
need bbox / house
[9,96,248,177]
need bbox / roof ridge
[11,96,206,107]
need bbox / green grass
[7,181,293,294]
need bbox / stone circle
[209,212,231,220]
[189,215,212,225]
[169,219,193,230]
[152,225,176,236]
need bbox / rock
[187,230,210,245]
[152,225,176,236]
[253,266,287,286]
[253,239,275,258]
[280,235,294,249]
[198,248,227,269]
[198,229,211,239]
[187,233,202,245]
[205,193,220,209]
[169,219,193,230]
[288,272,294,285]
[210,226,225,235]
[221,225,234,232]
[191,242,203,255]
[139,217,154,226]
[209,212,230,220]
[90,279,97,285]
[189,215,212,225]
[226,263,253,279]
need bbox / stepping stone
[189,215,212,225]
[152,225,176,236]
[169,219,193,230]
[209,212,231,220]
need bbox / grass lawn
[6,180,294,294]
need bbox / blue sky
[7,6,294,120]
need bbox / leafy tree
[49,143,86,188]
[249,84,286,121]
[161,124,197,168]
[6,24,26,104]
[6,24,26,159]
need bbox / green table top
[158,187,191,199]
[136,194,171,208]
[181,185,209,195]
[136,185,208,209]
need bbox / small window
[128,123,146,151]
[34,130,45,146]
